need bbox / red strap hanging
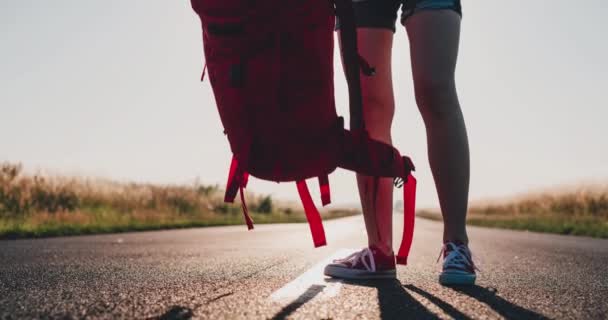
[224,156,254,230]
[224,156,240,203]
[318,175,331,206]
[242,171,249,189]
[200,62,207,82]
[296,180,327,248]
[240,185,254,230]
[396,174,417,265]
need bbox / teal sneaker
[438,241,477,286]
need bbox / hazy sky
[1,1,606,208]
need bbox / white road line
[269,249,357,302]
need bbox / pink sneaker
[324,246,396,280]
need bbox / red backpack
[191,0,417,264]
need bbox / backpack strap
[396,173,417,265]
[318,175,331,206]
[296,180,327,247]
[224,156,240,203]
[334,0,366,131]
[242,171,249,188]
[200,62,207,82]
[239,184,254,230]
[224,155,254,230]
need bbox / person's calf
[413,77,471,247]
[357,174,395,255]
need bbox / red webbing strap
[296,180,327,247]
[396,174,417,265]
[200,62,207,82]
[242,171,249,188]
[318,175,331,206]
[239,185,254,230]
[224,156,239,203]
[224,156,253,230]
[334,0,365,131]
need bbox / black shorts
[338,0,462,33]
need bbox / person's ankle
[443,232,469,246]
[369,242,394,257]
[444,238,468,245]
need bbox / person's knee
[413,74,459,121]
[363,90,394,116]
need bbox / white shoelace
[337,248,376,272]
[437,242,479,272]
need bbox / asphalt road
[1,215,607,319]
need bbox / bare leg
[404,10,470,244]
[343,29,396,255]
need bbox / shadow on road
[405,284,550,320]
[271,284,325,320]
[342,279,440,319]
[155,305,193,320]
[267,280,549,319]
[271,279,440,319]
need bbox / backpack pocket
[201,15,249,62]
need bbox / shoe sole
[324,265,396,280]
[439,272,476,286]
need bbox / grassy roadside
[417,184,608,238]
[0,163,358,239]
[0,209,357,239]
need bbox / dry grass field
[4,161,606,239]
[0,163,358,239]
[418,183,608,238]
